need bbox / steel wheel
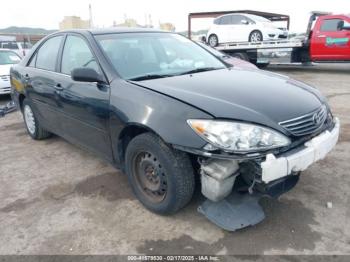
[24,104,36,135]
[249,31,263,42]
[132,151,167,203]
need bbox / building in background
[113,18,143,28]
[159,22,175,32]
[59,16,90,30]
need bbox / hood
[0,64,14,76]
[131,68,325,132]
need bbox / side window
[220,15,232,25]
[320,19,342,32]
[61,35,100,75]
[213,18,220,25]
[28,53,37,67]
[231,15,242,25]
[36,36,63,71]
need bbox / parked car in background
[207,13,288,47]
[197,42,258,69]
[0,41,33,57]
[11,29,339,226]
[0,49,21,95]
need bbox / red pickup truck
[309,14,350,61]
[209,12,350,66]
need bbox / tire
[208,34,219,47]
[125,132,195,215]
[22,99,51,140]
[257,63,270,69]
[249,30,263,42]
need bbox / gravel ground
[0,64,349,255]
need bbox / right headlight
[187,119,290,152]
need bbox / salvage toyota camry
[10,28,339,225]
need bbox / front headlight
[187,119,290,152]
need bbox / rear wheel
[208,34,219,47]
[22,99,51,140]
[125,133,195,214]
[249,30,263,42]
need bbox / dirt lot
[0,64,349,255]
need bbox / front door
[54,34,113,161]
[311,17,350,61]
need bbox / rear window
[1,42,18,50]
[0,51,21,65]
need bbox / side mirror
[342,24,350,30]
[71,67,105,83]
[241,20,249,25]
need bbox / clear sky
[2,0,350,33]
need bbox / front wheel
[249,30,263,42]
[125,133,195,215]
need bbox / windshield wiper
[177,67,223,76]
[128,74,173,81]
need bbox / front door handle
[54,83,63,91]
[317,35,326,38]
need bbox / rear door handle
[54,83,63,91]
[317,35,326,38]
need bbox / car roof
[59,27,167,36]
[217,13,248,18]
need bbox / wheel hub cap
[251,33,261,42]
[24,105,35,135]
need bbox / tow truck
[189,11,350,67]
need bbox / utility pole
[89,4,93,28]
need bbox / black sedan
[10,28,339,220]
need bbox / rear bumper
[0,87,11,94]
[261,118,340,183]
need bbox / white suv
[0,49,21,95]
[206,13,288,47]
[0,41,32,57]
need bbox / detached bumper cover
[261,118,340,183]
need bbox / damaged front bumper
[195,118,340,231]
[261,117,340,183]
[176,118,340,202]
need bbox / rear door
[216,15,234,43]
[24,35,64,133]
[54,34,113,160]
[311,16,350,60]
[232,15,253,42]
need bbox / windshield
[197,42,227,58]
[0,51,21,65]
[96,32,226,80]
